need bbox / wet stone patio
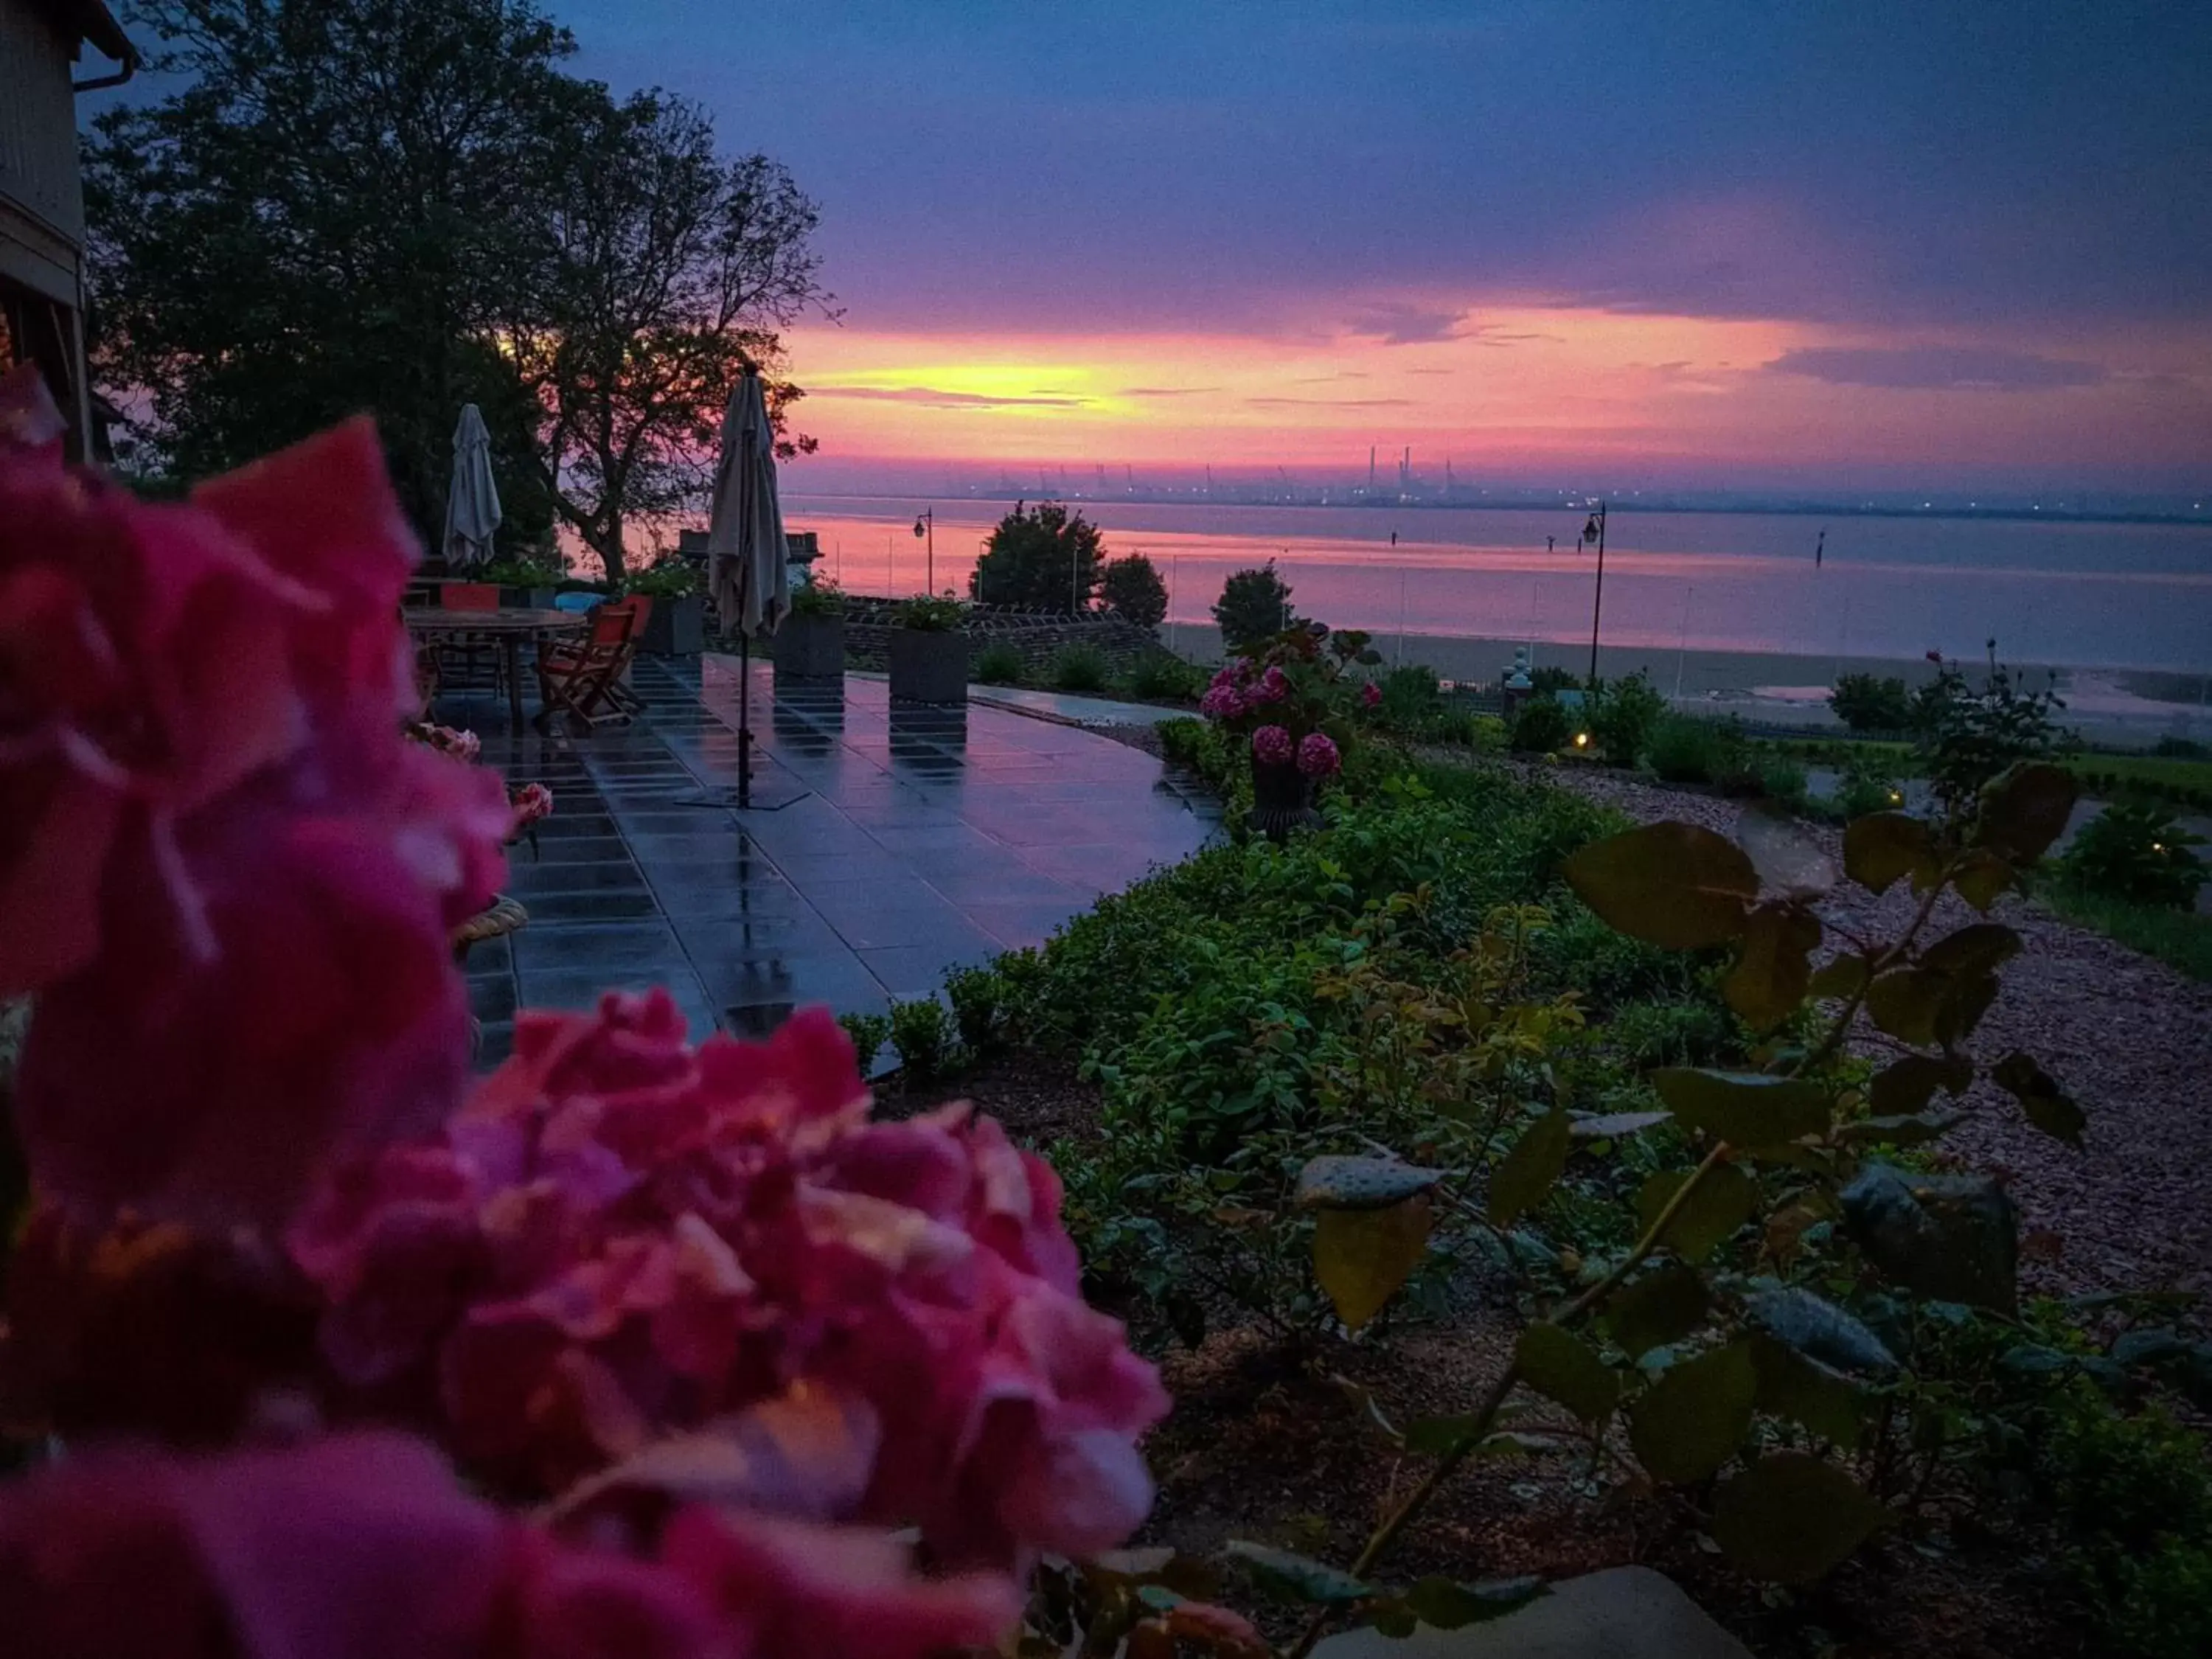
[449,656,1222,1066]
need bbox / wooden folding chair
[537,597,647,726]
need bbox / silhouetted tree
[1099,554,1167,630]
[970,501,1105,612]
[1213,562,1298,651]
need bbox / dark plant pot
[888,628,968,704]
[773,613,846,677]
[1246,758,1322,841]
[639,593,706,655]
[498,585,557,609]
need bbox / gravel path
[1533,762,2212,1314]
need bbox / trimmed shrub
[973,641,1023,684]
[1049,644,1110,692]
[2060,801,2208,909]
[1588,672,1667,766]
[1509,695,1572,754]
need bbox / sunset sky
[562,2,2209,494]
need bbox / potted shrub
[627,559,705,655]
[888,592,969,703]
[773,577,846,677]
[1198,622,1374,839]
[480,554,566,610]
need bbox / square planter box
[638,593,706,655]
[888,628,968,704]
[772,613,846,677]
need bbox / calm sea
[782,496,2212,675]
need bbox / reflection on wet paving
[445,655,1222,1065]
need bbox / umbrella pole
[739,632,752,810]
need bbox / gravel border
[1532,762,2212,1315]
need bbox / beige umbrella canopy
[441,403,502,568]
[706,369,789,637]
[706,370,789,807]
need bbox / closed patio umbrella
[706,368,790,807]
[442,404,502,568]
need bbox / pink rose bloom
[1251,724,1294,766]
[415,723,483,764]
[1363,681,1382,708]
[512,781,555,828]
[1297,731,1342,778]
[0,1432,1016,1659]
[1255,664,1290,702]
[290,996,1167,1569]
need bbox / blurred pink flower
[1296,732,1342,778]
[1362,681,1382,708]
[4,419,509,1230]
[0,1431,1017,1659]
[1251,725,1295,766]
[291,996,1166,1569]
[1254,665,1290,702]
[414,723,482,763]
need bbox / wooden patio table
[405,608,583,728]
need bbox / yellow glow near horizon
[782,304,2212,476]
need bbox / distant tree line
[85,0,834,580]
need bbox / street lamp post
[912,509,934,595]
[1580,501,1609,688]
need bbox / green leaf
[1651,1069,1832,1147]
[1837,1110,1967,1148]
[1975,762,2079,863]
[1562,823,1759,950]
[1225,1542,1373,1604]
[1313,1197,1433,1331]
[1750,1337,1866,1447]
[1569,1110,1674,1140]
[1604,1264,1711,1360]
[1402,1576,1548,1630]
[1865,967,1944,1046]
[1868,1054,1972,1116]
[1724,903,1823,1029]
[1918,922,2023,977]
[1629,1340,1759,1484]
[1637,1163,1758,1264]
[1806,956,1868,1001]
[1932,973,2001,1048]
[1515,1323,1619,1423]
[1950,849,2013,911]
[1747,1287,1897,1375]
[1486,1110,1572,1226]
[1296,1155,1442,1211]
[1843,813,1931,895]
[1991,1051,2087,1150]
[1840,1164,2019,1314]
[1712,1455,1888,1583]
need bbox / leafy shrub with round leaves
[1509,695,1571,754]
[2059,799,2207,909]
[973,640,1023,684]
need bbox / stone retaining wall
[838,602,1172,673]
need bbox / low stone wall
[838,602,1170,674]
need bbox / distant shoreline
[790,490,2212,531]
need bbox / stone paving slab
[448,655,1222,1065]
[1312,1568,1750,1659]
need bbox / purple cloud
[1765,346,2108,391]
[1343,303,1471,344]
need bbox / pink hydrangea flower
[0,1431,1018,1659]
[1198,684,1245,720]
[1251,725,1295,766]
[1296,731,1342,777]
[1363,681,1382,708]
[1255,664,1290,702]
[289,995,1167,1570]
[3,419,510,1229]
